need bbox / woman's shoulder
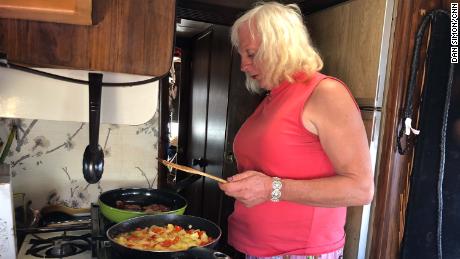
[317,77,347,91]
[293,71,342,87]
[308,75,358,112]
[289,71,351,98]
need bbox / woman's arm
[281,78,374,207]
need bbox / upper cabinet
[307,0,390,107]
[0,0,176,77]
[0,0,92,25]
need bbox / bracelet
[270,177,282,202]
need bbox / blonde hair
[231,1,323,93]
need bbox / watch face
[273,180,282,189]
[272,189,281,198]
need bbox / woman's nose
[240,59,250,72]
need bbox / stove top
[17,230,92,259]
[18,204,224,259]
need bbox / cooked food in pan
[114,223,214,251]
[115,200,170,213]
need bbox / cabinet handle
[225,152,235,163]
[192,157,208,168]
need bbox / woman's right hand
[218,170,273,207]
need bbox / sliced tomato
[160,236,181,247]
[127,235,140,241]
[174,225,183,232]
[160,240,173,247]
[172,236,180,244]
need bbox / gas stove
[17,204,112,259]
[17,204,227,259]
[17,230,92,259]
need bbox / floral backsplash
[0,113,159,210]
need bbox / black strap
[396,10,449,154]
[400,9,454,259]
[0,53,161,87]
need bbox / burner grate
[26,232,91,258]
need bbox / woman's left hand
[218,170,273,207]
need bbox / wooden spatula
[157,158,228,183]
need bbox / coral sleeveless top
[229,72,347,257]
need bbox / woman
[218,2,374,259]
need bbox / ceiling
[182,0,306,10]
[175,0,350,38]
[176,0,347,25]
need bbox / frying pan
[106,214,230,259]
[98,188,187,223]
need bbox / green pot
[98,188,187,223]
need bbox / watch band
[271,177,282,202]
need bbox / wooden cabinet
[307,0,388,107]
[0,0,175,76]
[0,0,92,25]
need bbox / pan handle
[186,246,232,259]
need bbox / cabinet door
[184,29,213,217]
[0,0,92,25]
[182,25,262,256]
[306,0,387,107]
[0,0,175,76]
[219,51,264,253]
[184,25,234,221]
[202,25,232,224]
